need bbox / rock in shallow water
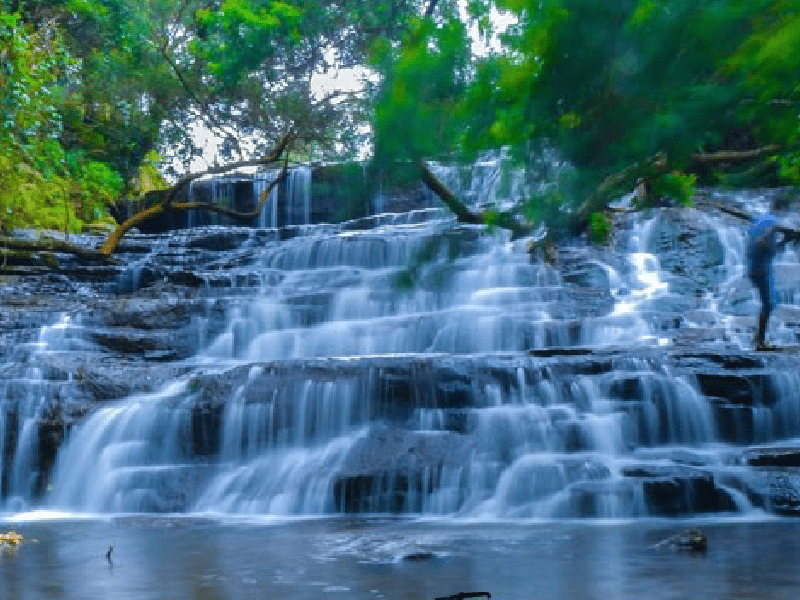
[653,529,708,552]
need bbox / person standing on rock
[746,206,799,350]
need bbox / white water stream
[3,177,800,519]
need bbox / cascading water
[253,165,312,228]
[0,315,88,509]
[4,181,800,519]
[280,166,312,226]
[255,171,280,228]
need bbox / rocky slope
[2,192,800,517]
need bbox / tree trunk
[100,135,292,255]
[0,236,117,264]
[572,152,670,234]
[418,160,482,225]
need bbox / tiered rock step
[41,348,798,515]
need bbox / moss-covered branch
[693,145,781,165]
[572,152,671,234]
[0,236,117,264]
[100,135,292,255]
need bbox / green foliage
[3,1,432,234]
[589,211,611,245]
[521,165,584,230]
[0,12,70,157]
[456,0,800,220]
[134,150,169,197]
[372,15,472,180]
[779,146,800,185]
[0,10,123,233]
[652,172,697,208]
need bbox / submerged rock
[0,531,24,548]
[653,529,708,552]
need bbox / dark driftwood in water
[652,529,707,553]
[100,135,292,255]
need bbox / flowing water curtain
[0,316,85,509]
[285,167,313,226]
[254,171,281,228]
[6,190,800,517]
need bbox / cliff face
[2,190,800,517]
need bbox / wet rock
[695,372,776,406]
[35,404,65,495]
[530,347,594,358]
[621,465,737,515]
[400,550,436,562]
[186,230,252,251]
[743,447,800,468]
[333,426,472,513]
[730,470,800,516]
[609,376,645,401]
[676,352,764,370]
[653,529,708,552]
[190,401,224,458]
[645,209,726,297]
[561,261,611,290]
[710,401,755,444]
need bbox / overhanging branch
[100,134,293,255]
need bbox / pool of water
[2,514,799,600]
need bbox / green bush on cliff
[0,12,122,233]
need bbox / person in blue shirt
[746,210,798,349]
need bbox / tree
[1,1,444,235]
[372,0,800,238]
[0,8,126,235]
[465,1,799,219]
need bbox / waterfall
[0,316,87,510]
[254,171,280,228]
[286,166,312,226]
[253,166,312,228]
[187,178,198,228]
[4,187,800,518]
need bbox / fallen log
[572,152,670,234]
[418,160,482,225]
[0,236,117,264]
[418,160,532,239]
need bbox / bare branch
[693,145,781,164]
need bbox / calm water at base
[1,515,799,600]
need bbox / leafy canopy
[374,0,800,230]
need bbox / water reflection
[2,517,800,600]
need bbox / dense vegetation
[1,0,798,238]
